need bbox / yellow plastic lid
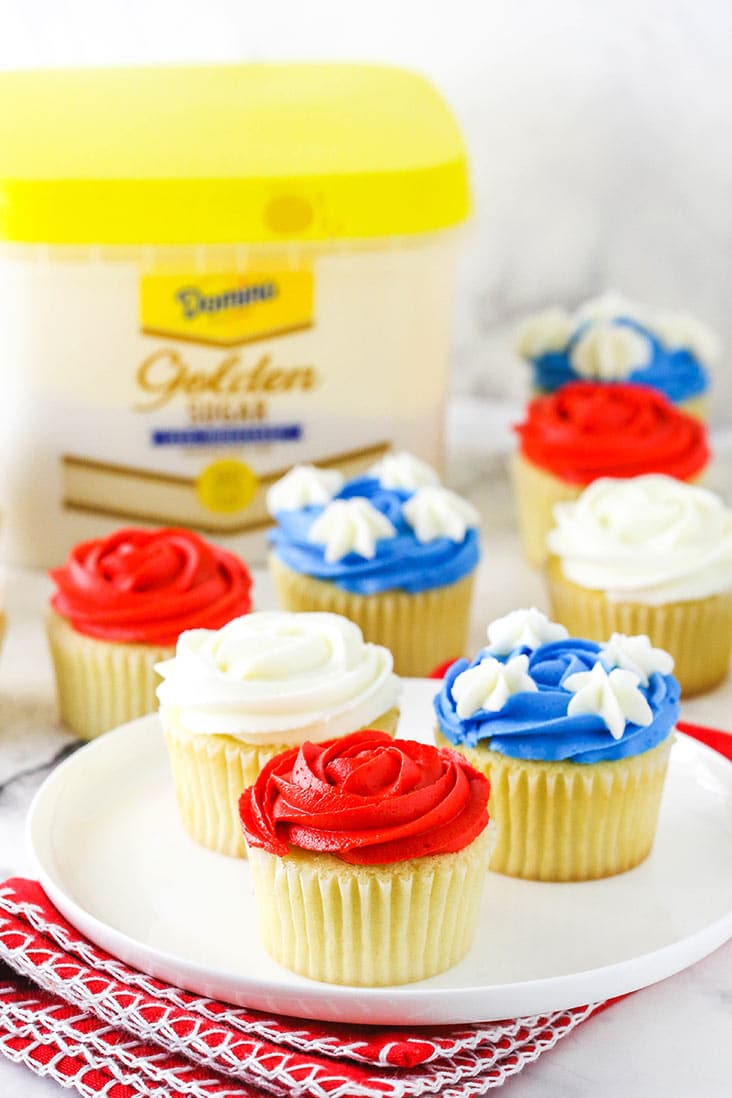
[0,64,470,245]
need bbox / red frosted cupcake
[241,729,492,986]
[48,527,253,739]
[512,382,709,566]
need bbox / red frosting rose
[515,382,709,484]
[50,527,253,645]
[240,729,490,866]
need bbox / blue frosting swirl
[269,475,480,595]
[434,638,680,763]
[531,318,709,404]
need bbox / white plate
[27,680,732,1025]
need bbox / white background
[2,0,731,416]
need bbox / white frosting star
[369,451,440,491]
[564,663,653,740]
[515,307,573,359]
[486,608,568,656]
[452,654,537,719]
[267,464,344,515]
[570,321,653,380]
[600,633,674,687]
[307,498,397,562]
[402,486,479,544]
[574,291,649,328]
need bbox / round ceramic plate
[27,680,732,1025]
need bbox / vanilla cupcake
[48,527,253,740]
[516,291,716,418]
[267,453,480,676]
[0,570,5,656]
[240,729,491,985]
[434,608,680,881]
[545,475,732,696]
[512,382,709,566]
[157,611,400,857]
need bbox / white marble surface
[1,429,732,1095]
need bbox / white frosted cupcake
[267,453,481,676]
[156,611,400,856]
[546,475,732,695]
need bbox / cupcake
[546,475,732,696]
[0,573,5,656]
[157,611,400,857]
[516,291,716,418]
[48,526,253,740]
[267,453,481,676]
[240,729,491,985]
[434,608,680,881]
[513,381,709,566]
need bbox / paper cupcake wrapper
[437,730,672,881]
[46,611,173,741]
[162,707,400,858]
[246,826,492,986]
[545,556,732,696]
[511,453,584,568]
[269,554,475,677]
[677,393,708,421]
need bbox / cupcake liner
[677,393,708,421]
[162,707,400,858]
[511,453,584,568]
[545,556,732,696]
[246,826,492,986]
[46,610,173,741]
[269,554,475,677]
[437,729,672,881]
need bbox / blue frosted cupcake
[516,292,716,418]
[267,453,480,676]
[434,608,680,881]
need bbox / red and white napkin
[0,879,604,1097]
[0,720,728,1097]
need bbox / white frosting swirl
[570,321,653,380]
[266,464,343,515]
[402,486,479,544]
[452,654,536,719]
[516,307,573,359]
[307,497,397,562]
[156,611,399,743]
[486,608,568,656]
[565,663,652,740]
[369,451,441,491]
[548,475,732,604]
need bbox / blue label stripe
[152,424,302,446]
